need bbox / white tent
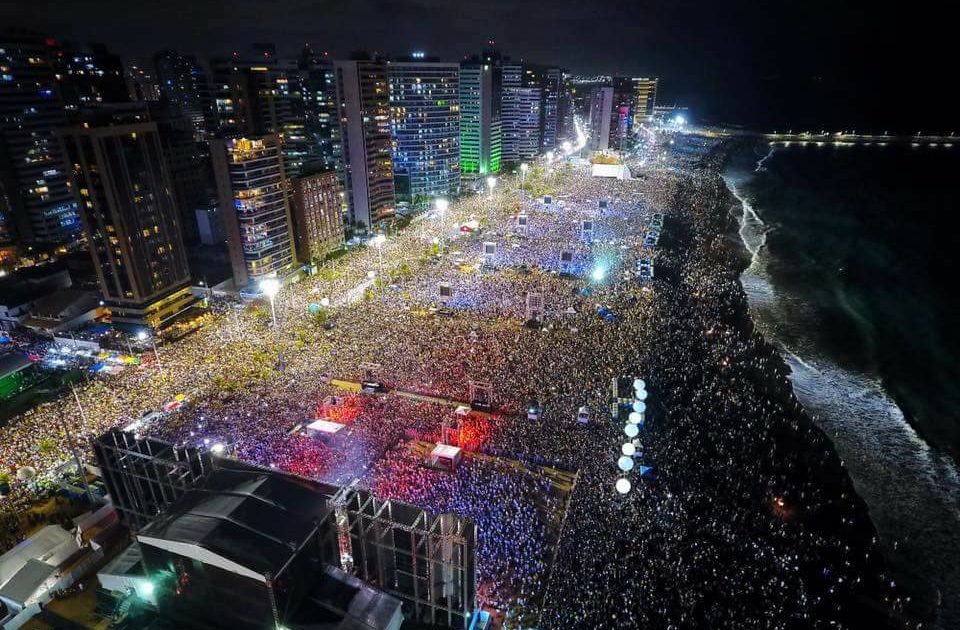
[0,526,77,589]
[305,419,346,442]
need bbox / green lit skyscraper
[459,46,501,182]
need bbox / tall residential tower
[388,58,459,203]
[334,58,395,227]
[211,135,297,288]
[459,47,502,181]
[0,33,81,249]
[59,121,194,328]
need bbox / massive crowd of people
[0,134,916,627]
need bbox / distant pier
[763,132,957,148]
[693,127,958,148]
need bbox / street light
[435,198,448,256]
[486,176,497,198]
[260,277,281,327]
[519,163,529,195]
[371,234,386,279]
[137,330,162,370]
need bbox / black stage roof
[137,466,331,580]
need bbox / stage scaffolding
[93,430,477,628]
[332,486,477,628]
[93,429,212,531]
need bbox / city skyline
[1,4,957,629]
[0,0,951,132]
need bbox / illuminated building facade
[459,50,502,180]
[388,59,460,203]
[0,33,81,247]
[632,76,658,127]
[558,74,576,142]
[539,66,562,151]
[588,86,613,151]
[0,179,14,267]
[53,42,128,120]
[335,58,395,227]
[290,170,343,264]
[211,135,297,288]
[298,49,342,175]
[59,121,195,328]
[500,63,541,163]
[210,49,314,181]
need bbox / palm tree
[37,437,56,455]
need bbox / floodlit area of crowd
[0,132,912,627]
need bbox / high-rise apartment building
[0,33,81,247]
[210,51,313,181]
[631,77,658,127]
[501,63,541,163]
[211,135,297,288]
[334,58,395,228]
[609,77,634,149]
[59,121,195,328]
[53,42,129,121]
[154,51,214,145]
[72,102,215,247]
[459,48,502,180]
[298,49,342,175]
[209,54,259,137]
[124,57,161,102]
[588,86,614,151]
[290,170,343,264]
[557,73,575,143]
[539,67,562,151]
[388,58,459,203]
[0,179,14,267]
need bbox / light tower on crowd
[137,330,162,370]
[371,234,387,279]
[435,198,449,255]
[260,278,281,327]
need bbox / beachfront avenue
[0,135,912,627]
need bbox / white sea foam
[785,351,960,627]
[724,153,960,627]
[723,174,768,274]
[755,146,776,172]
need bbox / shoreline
[708,138,937,624]
[721,137,960,627]
[672,139,921,623]
[724,139,960,465]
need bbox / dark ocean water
[722,143,960,627]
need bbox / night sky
[1,0,951,132]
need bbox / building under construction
[93,429,477,629]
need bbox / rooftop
[137,467,331,581]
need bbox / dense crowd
[0,134,914,627]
